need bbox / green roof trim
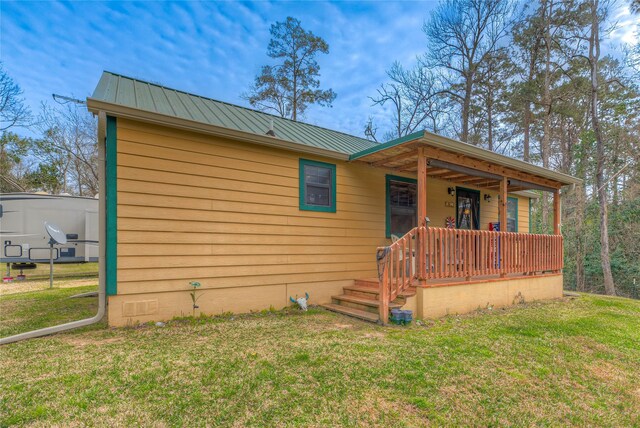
[88,71,377,157]
[349,129,580,186]
[349,130,424,161]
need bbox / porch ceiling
[350,131,581,192]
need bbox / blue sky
[2,1,638,140]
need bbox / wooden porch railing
[377,226,563,323]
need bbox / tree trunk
[523,104,531,162]
[589,0,615,295]
[487,92,493,151]
[462,75,472,143]
[575,182,586,291]
[540,0,554,232]
[292,72,297,121]
[522,37,540,163]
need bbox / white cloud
[1,1,434,139]
[609,6,640,46]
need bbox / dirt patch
[362,332,385,338]
[585,361,627,383]
[0,278,97,296]
[333,323,354,329]
[63,336,123,348]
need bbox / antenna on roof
[52,94,86,105]
[266,119,276,137]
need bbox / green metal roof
[87,71,579,186]
[88,71,377,156]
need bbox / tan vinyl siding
[115,119,385,315]
[112,118,530,324]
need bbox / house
[87,71,580,326]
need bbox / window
[386,175,417,238]
[507,197,518,232]
[299,159,336,212]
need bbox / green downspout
[106,116,117,296]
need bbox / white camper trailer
[0,193,99,266]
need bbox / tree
[0,132,32,192]
[23,162,64,194]
[34,102,98,196]
[587,0,616,295]
[0,64,31,131]
[510,6,545,162]
[422,0,514,143]
[245,17,336,121]
[474,47,514,151]
[369,62,449,141]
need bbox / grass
[0,285,98,337]
[1,263,98,296]
[1,293,639,427]
[5,262,98,280]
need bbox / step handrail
[377,227,421,324]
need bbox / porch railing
[377,226,563,323]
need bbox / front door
[456,187,480,230]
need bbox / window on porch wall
[389,180,416,237]
[507,197,518,232]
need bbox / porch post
[417,147,427,226]
[417,147,428,285]
[553,189,561,235]
[553,189,562,273]
[500,176,508,278]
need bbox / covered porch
[350,131,580,323]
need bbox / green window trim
[299,158,336,213]
[106,116,117,296]
[385,174,417,238]
[507,196,518,233]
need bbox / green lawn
[0,285,99,337]
[10,262,99,280]
[1,293,639,427]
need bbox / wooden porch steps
[332,294,404,309]
[321,303,380,323]
[341,286,417,301]
[320,279,414,324]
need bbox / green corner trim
[529,197,532,233]
[106,116,117,296]
[508,196,518,233]
[385,174,417,238]
[299,158,336,213]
